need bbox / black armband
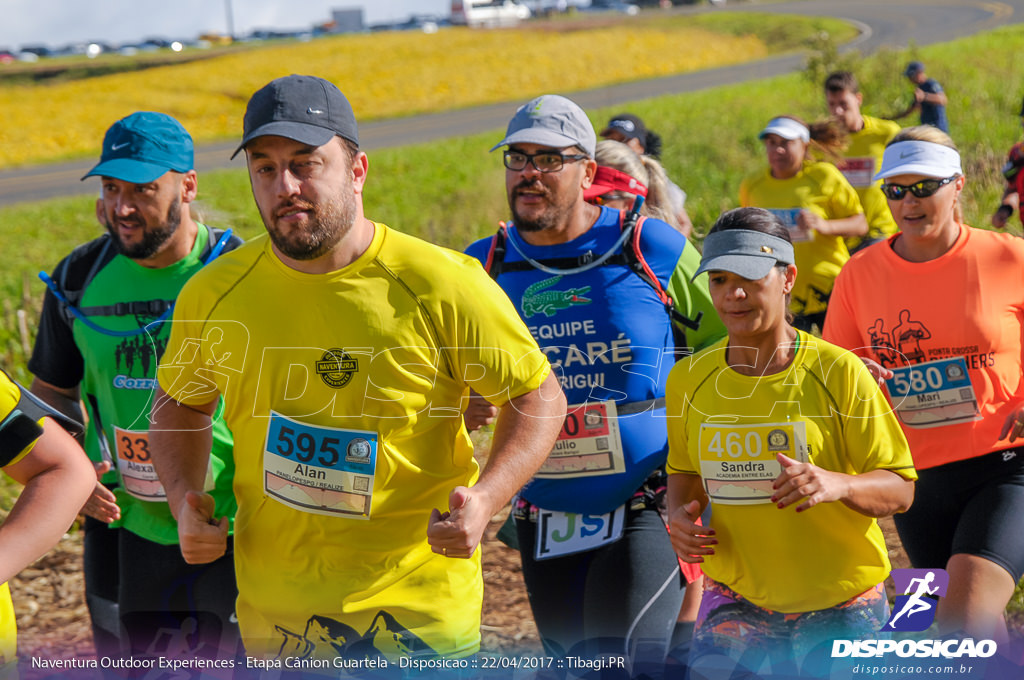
[0,410,44,466]
[16,386,83,437]
[0,382,85,465]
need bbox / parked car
[18,44,53,59]
[451,0,532,28]
[585,0,640,14]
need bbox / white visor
[758,117,810,143]
[874,140,963,181]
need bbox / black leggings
[83,516,121,658]
[83,519,240,661]
[516,504,684,663]
[118,528,240,661]
[894,447,1024,582]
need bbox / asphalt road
[1,0,1021,205]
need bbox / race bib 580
[885,356,980,429]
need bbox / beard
[264,190,357,261]
[509,179,573,233]
[104,196,181,260]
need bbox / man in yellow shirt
[149,75,565,663]
[824,71,901,253]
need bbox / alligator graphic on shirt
[521,276,592,318]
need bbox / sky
[0,0,451,50]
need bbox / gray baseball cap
[491,94,596,157]
[232,74,358,158]
[692,229,795,282]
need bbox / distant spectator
[895,61,949,133]
[601,113,694,236]
[991,95,1024,229]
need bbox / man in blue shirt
[464,94,725,669]
[897,61,949,133]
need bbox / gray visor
[692,230,795,281]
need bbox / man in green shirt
[28,112,241,662]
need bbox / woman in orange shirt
[825,126,1024,642]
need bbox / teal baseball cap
[82,111,194,183]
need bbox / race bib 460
[698,422,808,505]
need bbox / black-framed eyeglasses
[503,150,588,173]
[880,175,958,200]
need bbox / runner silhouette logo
[883,569,949,632]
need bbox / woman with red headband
[600,116,695,236]
[587,140,690,236]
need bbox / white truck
[451,0,532,28]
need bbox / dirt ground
[10,513,915,674]
[8,510,542,675]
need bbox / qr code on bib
[960,389,972,399]
[596,437,609,450]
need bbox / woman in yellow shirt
[740,116,868,332]
[665,208,915,678]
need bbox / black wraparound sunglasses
[880,175,958,200]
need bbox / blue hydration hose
[38,228,234,338]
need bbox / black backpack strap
[483,222,510,280]
[486,213,703,346]
[0,408,42,467]
[201,224,244,259]
[76,299,176,318]
[54,237,117,327]
[485,220,632,276]
[14,380,83,436]
[496,252,629,273]
[0,372,83,465]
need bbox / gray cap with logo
[491,94,596,157]
[232,74,358,158]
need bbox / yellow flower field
[0,14,850,168]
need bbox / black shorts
[894,447,1024,582]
